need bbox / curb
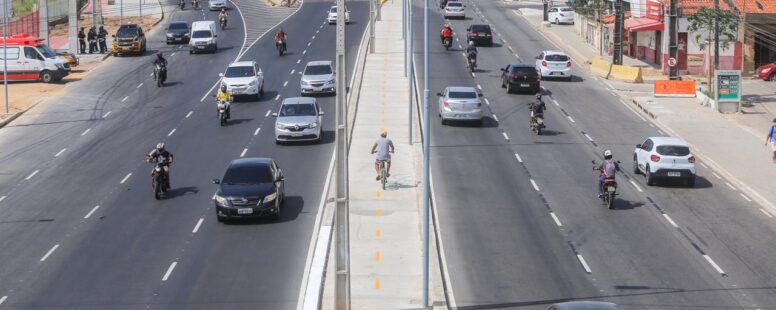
[629,98,657,119]
[0,112,23,129]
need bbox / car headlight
[166,33,174,37]
[327,78,336,84]
[184,32,190,37]
[276,122,287,129]
[263,192,277,204]
[301,80,310,86]
[308,122,318,128]
[55,63,64,69]
[249,79,257,86]
[214,195,229,206]
[763,68,772,73]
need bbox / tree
[686,7,738,89]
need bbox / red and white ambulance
[0,34,71,83]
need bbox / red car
[756,62,776,81]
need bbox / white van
[0,37,71,83]
[189,21,217,54]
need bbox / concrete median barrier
[590,57,611,79]
[610,64,643,83]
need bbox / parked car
[220,61,264,100]
[111,24,146,56]
[756,62,776,81]
[500,63,541,94]
[209,0,227,10]
[165,21,190,44]
[213,158,286,222]
[466,24,493,46]
[443,1,465,19]
[437,86,483,125]
[300,60,336,95]
[633,136,696,187]
[326,5,350,24]
[535,50,573,81]
[189,21,218,54]
[548,6,575,25]
[273,97,324,144]
[546,301,619,310]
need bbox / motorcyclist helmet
[221,8,225,12]
[220,84,227,92]
[380,130,387,138]
[156,142,165,151]
[535,93,542,99]
[603,149,613,160]
[444,23,450,28]
[156,52,163,59]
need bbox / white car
[548,6,575,25]
[443,2,465,19]
[633,136,697,187]
[273,97,324,144]
[535,50,573,81]
[326,6,350,24]
[300,60,336,95]
[209,0,227,10]
[220,61,264,100]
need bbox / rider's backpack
[604,160,616,178]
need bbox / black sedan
[165,21,190,44]
[213,158,286,222]
[500,63,541,94]
[467,24,493,46]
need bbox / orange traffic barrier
[654,80,696,97]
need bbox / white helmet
[603,149,612,159]
[156,142,165,150]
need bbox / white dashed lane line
[629,180,643,192]
[297,59,301,64]
[254,127,261,136]
[0,196,6,203]
[171,52,176,56]
[265,110,272,117]
[303,50,307,55]
[549,212,562,226]
[290,69,295,75]
[121,96,129,102]
[514,153,523,163]
[712,172,722,179]
[192,218,204,233]
[725,182,737,190]
[0,296,6,305]
[55,148,67,157]
[102,111,112,118]
[530,179,540,191]
[283,81,288,87]
[120,173,132,184]
[663,214,679,228]
[307,42,312,47]
[186,111,193,118]
[168,128,176,137]
[84,205,100,219]
[658,130,665,135]
[502,132,510,141]
[577,255,592,273]
[40,244,60,262]
[477,84,482,90]
[240,148,248,157]
[162,262,178,281]
[703,255,726,275]
[583,133,594,142]
[760,208,774,218]
[699,162,708,169]
[492,114,499,122]
[567,116,575,123]
[275,94,281,101]
[740,193,752,202]
[552,99,559,106]
[137,83,143,88]
[484,98,490,105]
[81,128,91,136]
[25,170,39,180]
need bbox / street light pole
[334,0,350,307]
[422,0,430,306]
[369,0,375,53]
[3,0,8,115]
[407,0,413,145]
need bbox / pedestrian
[87,27,97,54]
[78,27,86,54]
[98,26,108,53]
[766,118,776,163]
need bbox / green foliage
[11,0,37,16]
[686,7,739,51]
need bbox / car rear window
[656,145,690,156]
[305,65,332,75]
[448,91,477,99]
[470,25,490,32]
[560,7,574,12]
[447,2,462,7]
[169,23,188,30]
[512,67,537,76]
[223,165,274,184]
[192,30,212,38]
[545,54,569,61]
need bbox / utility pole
[39,0,49,42]
[334,0,350,306]
[3,0,8,115]
[597,0,603,56]
[422,0,430,306]
[668,0,678,79]
[377,0,381,21]
[92,0,98,29]
[613,0,623,65]
[542,0,548,21]
[407,0,413,145]
[713,0,720,70]
[369,0,375,53]
[68,0,77,54]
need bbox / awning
[625,17,664,32]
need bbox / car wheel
[216,214,225,223]
[686,176,696,188]
[566,75,573,82]
[275,139,282,145]
[506,85,512,94]
[40,70,54,83]
[645,165,655,186]
[555,18,559,24]
[501,80,506,88]
[477,119,483,127]
[259,85,265,97]
[769,73,775,82]
[441,118,447,125]
[272,204,281,220]
[632,156,640,174]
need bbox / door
[678,32,688,70]
[23,46,44,80]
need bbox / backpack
[604,160,616,178]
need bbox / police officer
[98,26,108,53]
[78,27,86,54]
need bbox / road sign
[667,57,677,67]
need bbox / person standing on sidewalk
[371,130,395,181]
[87,27,97,54]
[766,118,776,163]
[78,28,86,54]
[98,26,108,53]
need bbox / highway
[414,0,776,308]
[0,0,368,308]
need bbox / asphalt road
[0,0,369,308]
[414,0,776,308]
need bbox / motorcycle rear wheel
[606,192,614,209]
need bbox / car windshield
[470,25,490,32]
[448,91,477,99]
[656,145,690,156]
[330,7,337,12]
[35,44,57,58]
[280,103,317,117]
[304,65,332,75]
[169,23,188,30]
[447,2,462,6]
[545,54,569,61]
[560,7,574,11]
[116,27,139,37]
[192,30,212,38]
[222,165,274,184]
[225,66,255,77]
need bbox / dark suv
[212,158,286,222]
[500,63,541,94]
[466,24,493,46]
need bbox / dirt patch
[49,16,161,39]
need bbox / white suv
[220,61,264,100]
[633,136,697,187]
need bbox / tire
[40,70,54,83]
[153,180,162,200]
[506,85,512,94]
[769,74,775,82]
[686,176,696,188]
[555,18,559,25]
[536,126,542,135]
[259,85,264,97]
[272,204,281,220]
[477,119,483,127]
[606,192,615,209]
[275,139,282,145]
[441,118,447,125]
[216,215,225,223]
[157,78,163,87]
[645,165,655,186]
[632,156,640,174]
[501,80,506,88]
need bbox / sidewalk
[517,8,776,213]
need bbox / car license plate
[667,172,681,177]
[174,37,181,41]
[607,186,616,192]
[198,46,205,49]
[520,83,529,87]
[478,33,485,37]
[314,87,322,91]
[292,133,303,136]
[237,208,253,215]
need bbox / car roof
[228,157,273,168]
[447,86,477,93]
[119,24,139,28]
[648,136,689,146]
[282,97,317,105]
[543,50,568,55]
[306,60,333,66]
[548,301,618,310]
[229,61,255,67]
[446,1,462,5]
[192,21,215,28]
[169,21,187,25]
[510,63,535,68]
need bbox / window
[192,30,212,38]
[24,47,40,60]
[447,2,462,7]
[656,145,690,156]
[0,47,20,60]
[169,23,188,30]
[642,139,653,151]
[560,7,574,12]
[224,66,255,77]
[470,25,490,32]
[448,91,477,99]
[545,54,569,62]
[222,164,274,184]
[116,27,139,37]
[304,65,332,75]
[280,103,317,117]
[513,67,537,76]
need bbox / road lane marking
[567,116,575,123]
[137,83,143,88]
[297,59,301,64]
[303,50,307,54]
[200,79,222,102]
[530,179,540,191]
[192,218,204,233]
[162,262,178,281]
[737,193,752,202]
[492,114,499,122]
[171,52,176,56]
[121,96,129,102]
[663,214,679,228]
[552,99,559,106]
[477,84,482,90]
[760,208,773,218]
[240,148,248,157]
[120,173,132,184]
[254,127,261,135]
[658,130,665,135]
[484,98,490,105]
[84,205,100,219]
[577,254,592,273]
[168,128,176,136]
[629,180,643,192]
[699,162,708,168]
[102,111,112,118]
[307,42,311,47]
[703,255,726,275]
[648,123,655,127]
[550,212,562,226]
[275,94,281,101]
[40,244,59,262]
[0,296,6,305]
[502,132,509,141]
[55,148,67,157]
[81,128,91,136]
[283,81,289,87]
[291,69,295,75]
[725,182,736,190]
[471,72,476,78]
[25,170,39,180]
[265,110,272,117]
[584,133,594,142]
[712,172,722,179]
[514,153,523,163]
[186,111,193,118]
[0,196,6,203]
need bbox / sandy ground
[50,16,161,40]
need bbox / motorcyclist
[528,93,545,126]
[218,9,228,27]
[179,0,185,9]
[215,84,231,119]
[597,150,620,198]
[145,142,174,189]
[440,24,453,45]
[275,28,287,51]
[192,0,198,8]
[153,52,168,81]
[465,40,478,65]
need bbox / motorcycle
[179,0,185,9]
[467,53,477,72]
[152,162,169,199]
[442,37,452,50]
[220,16,227,30]
[276,39,286,56]
[217,100,229,126]
[154,63,167,87]
[530,113,544,135]
[593,160,620,210]
[192,0,199,9]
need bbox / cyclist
[370,130,395,181]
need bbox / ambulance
[0,34,72,83]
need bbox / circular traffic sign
[668,57,677,67]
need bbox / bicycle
[378,160,388,190]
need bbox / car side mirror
[535,56,541,59]
[214,34,218,37]
[500,68,506,72]
[436,92,443,97]
[319,111,325,115]
[591,160,596,164]
[112,34,116,38]
[635,144,642,149]
[466,27,471,31]
[276,176,285,182]
[213,179,221,184]
[218,73,224,77]
[478,93,483,97]
[272,112,278,117]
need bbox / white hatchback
[326,6,350,24]
[535,50,572,81]
[209,0,227,10]
[548,6,575,25]
[633,136,697,187]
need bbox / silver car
[209,0,226,10]
[443,1,465,19]
[300,60,336,95]
[273,97,324,144]
[437,86,483,125]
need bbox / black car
[466,24,492,46]
[500,63,541,94]
[213,158,286,222]
[165,21,190,44]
